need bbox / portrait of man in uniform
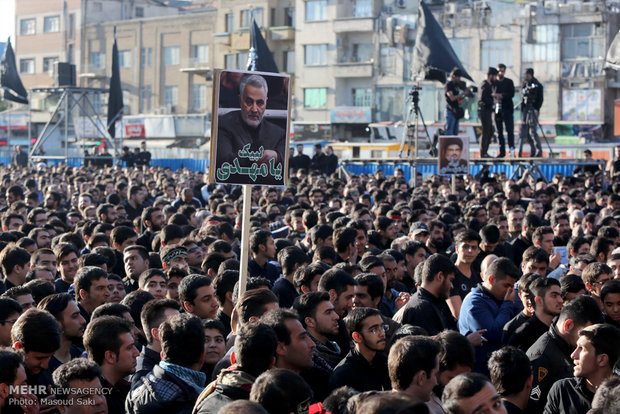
[211,70,290,185]
[438,136,469,175]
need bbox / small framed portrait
[209,69,291,185]
[438,136,469,175]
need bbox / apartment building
[12,0,620,142]
[15,0,179,89]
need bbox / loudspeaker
[55,62,76,87]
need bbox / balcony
[333,62,373,78]
[333,17,374,33]
[270,26,295,41]
[213,32,231,46]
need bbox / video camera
[521,82,538,105]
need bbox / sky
[0,0,15,43]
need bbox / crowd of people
[0,145,617,414]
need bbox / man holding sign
[214,73,287,185]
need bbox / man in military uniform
[526,295,603,413]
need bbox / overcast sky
[0,0,15,44]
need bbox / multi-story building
[11,0,620,146]
[15,0,179,89]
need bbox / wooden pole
[237,184,253,297]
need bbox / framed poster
[438,135,469,175]
[209,69,291,185]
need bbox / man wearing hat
[409,222,430,244]
[478,67,498,158]
[160,245,189,271]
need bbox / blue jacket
[458,285,517,373]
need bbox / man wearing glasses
[581,262,612,311]
[328,307,391,392]
[0,298,21,346]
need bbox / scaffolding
[28,87,118,164]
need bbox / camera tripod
[398,86,434,158]
[518,105,553,157]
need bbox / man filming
[445,67,473,136]
[519,68,544,158]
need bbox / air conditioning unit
[30,97,43,111]
[544,0,559,14]
[445,3,457,15]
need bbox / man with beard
[458,258,520,374]
[215,74,286,185]
[394,254,458,334]
[328,307,391,392]
[551,212,571,248]
[37,293,87,373]
[84,316,140,414]
[294,292,342,370]
[96,203,118,225]
[493,63,516,158]
[318,268,358,360]
[136,207,165,251]
[427,220,448,254]
[507,278,563,352]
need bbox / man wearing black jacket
[526,295,603,413]
[328,307,391,392]
[479,67,498,158]
[127,314,207,413]
[494,64,515,158]
[519,68,544,157]
[393,254,457,335]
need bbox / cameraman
[445,67,473,136]
[493,63,515,158]
[520,68,544,157]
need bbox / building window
[353,88,372,107]
[119,50,131,68]
[225,13,234,33]
[140,86,152,112]
[304,88,327,108]
[93,2,103,12]
[522,25,559,63]
[353,0,372,17]
[241,8,263,28]
[283,50,295,73]
[20,19,36,35]
[449,38,473,69]
[306,0,327,21]
[68,14,75,39]
[192,44,209,63]
[135,7,144,18]
[68,44,74,64]
[90,52,105,68]
[141,48,152,67]
[192,84,207,111]
[481,39,512,70]
[163,46,180,66]
[20,59,35,74]
[225,54,235,69]
[352,44,373,62]
[285,7,295,27]
[43,57,58,73]
[237,52,248,70]
[561,23,604,61]
[44,16,60,33]
[305,44,327,65]
[164,85,178,107]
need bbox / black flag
[411,1,473,83]
[107,36,123,138]
[0,38,28,104]
[606,30,620,70]
[246,18,279,73]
